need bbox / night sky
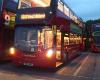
[64,0,100,21]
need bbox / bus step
[56,62,63,67]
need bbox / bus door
[38,28,54,50]
[64,33,69,54]
[56,30,62,61]
[44,30,53,49]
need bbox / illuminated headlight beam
[10,47,15,55]
[46,49,54,58]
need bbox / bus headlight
[10,47,15,55]
[46,49,54,58]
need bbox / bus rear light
[10,47,15,55]
[46,49,54,58]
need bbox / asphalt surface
[0,52,100,80]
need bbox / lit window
[18,0,51,9]
[31,0,51,7]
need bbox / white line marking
[73,56,89,76]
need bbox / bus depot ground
[0,51,100,80]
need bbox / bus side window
[64,37,69,46]
[70,33,74,45]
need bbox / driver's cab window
[27,30,37,41]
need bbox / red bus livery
[10,0,84,68]
[90,24,100,52]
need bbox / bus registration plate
[24,63,33,66]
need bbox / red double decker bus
[90,24,100,52]
[0,0,17,60]
[10,0,84,68]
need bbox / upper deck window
[58,0,64,12]
[31,0,51,7]
[18,0,51,9]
